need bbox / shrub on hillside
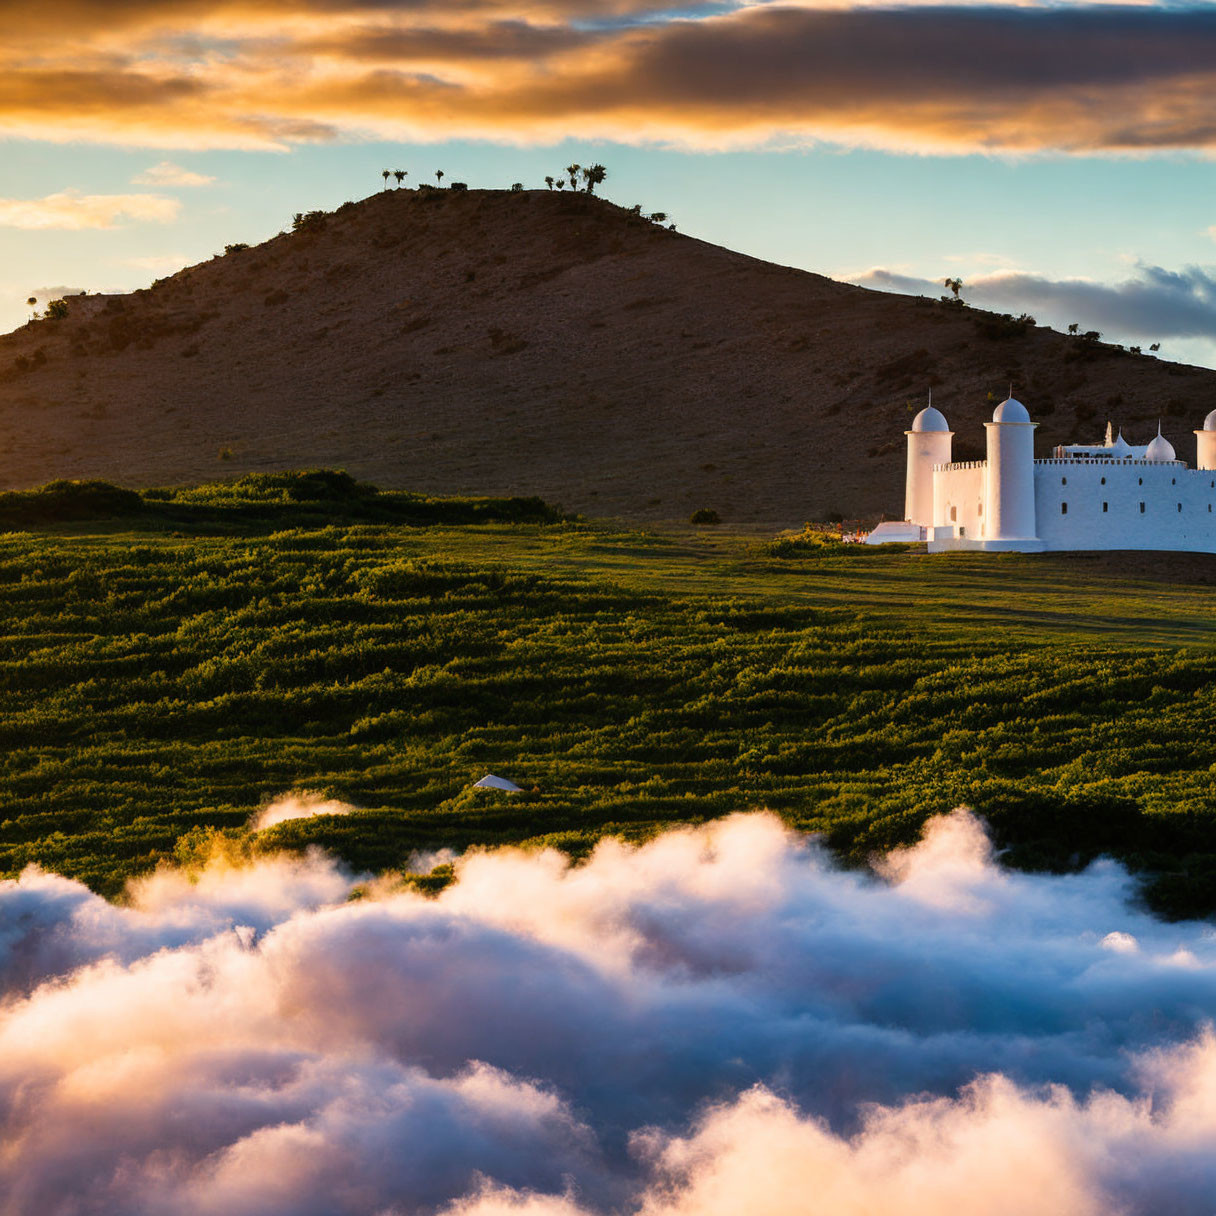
[0,480,143,527]
[763,528,844,557]
[291,211,328,233]
[690,509,721,525]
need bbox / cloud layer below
[7,3,1216,152]
[4,809,1216,1214]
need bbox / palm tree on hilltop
[566,163,581,189]
[393,170,406,186]
[435,170,445,186]
[581,164,607,194]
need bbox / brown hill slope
[2,188,1213,525]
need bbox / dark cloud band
[854,264,1216,343]
[6,5,1216,152]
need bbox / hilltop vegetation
[0,474,1214,915]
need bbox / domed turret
[1145,423,1176,463]
[985,391,1038,544]
[904,396,952,527]
[1109,431,1133,458]
[1196,411,1216,469]
[911,405,949,433]
[993,396,1030,424]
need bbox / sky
[4,1,1216,368]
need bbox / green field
[1,474,1215,914]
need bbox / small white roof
[1145,424,1176,463]
[992,396,1030,423]
[472,773,523,792]
[910,405,949,433]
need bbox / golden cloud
[4,4,1216,155]
[0,191,182,229]
[132,160,217,186]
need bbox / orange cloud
[132,160,217,186]
[0,191,181,229]
[4,4,1216,155]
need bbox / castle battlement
[868,397,1216,554]
[1033,456,1186,468]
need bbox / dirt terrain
[2,188,1213,525]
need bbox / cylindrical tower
[1195,409,1216,470]
[905,405,952,526]
[984,396,1038,542]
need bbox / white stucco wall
[1034,460,1216,552]
[933,463,986,539]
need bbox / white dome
[910,405,949,433]
[1203,408,1216,431]
[1145,431,1176,462]
[1109,432,1133,457]
[993,396,1030,423]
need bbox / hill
[3,188,1214,524]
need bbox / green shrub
[0,480,143,527]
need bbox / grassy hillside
[1,474,1214,915]
[2,187,1214,524]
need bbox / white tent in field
[472,773,523,792]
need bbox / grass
[0,473,1214,915]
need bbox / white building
[867,396,1216,554]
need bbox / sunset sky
[5,1,1216,365]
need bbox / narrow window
[1138,477,1143,486]
[1172,478,1177,485]
[950,506,957,522]
[1061,502,1068,515]
[1061,476,1067,486]
[1103,502,1108,513]
[1209,504,1212,513]
[1139,502,1146,514]
[978,502,983,516]
[1178,503,1183,513]
[1100,476,1106,485]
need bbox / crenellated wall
[1033,460,1216,551]
[933,462,985,540]
[929,457,1216,552]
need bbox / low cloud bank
[3,810,1216,1214]
[853,263,1216,350]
